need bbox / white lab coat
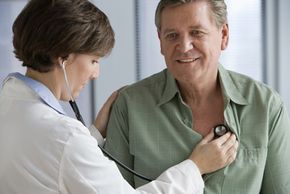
[0,76,204,194]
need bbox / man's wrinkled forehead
[159,1,213,31]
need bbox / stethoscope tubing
[69,100,153,182]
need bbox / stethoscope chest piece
[214,124,230,138]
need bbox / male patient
[104,0,290,193]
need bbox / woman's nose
[91,64,100,79]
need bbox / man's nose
[176,35,193,53]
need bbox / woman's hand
[189,130,239,175]
[93,90,119,138]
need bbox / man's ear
[158,30,164,55]
[221,23,229,50]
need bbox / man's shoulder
[226,69,282,106]
[124,69,167,93]
[227,69,275,92]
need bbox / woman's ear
[57,54,71,69]
[56,57,66,69]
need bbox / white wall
[92,0,137,113]
[279,0,290,113]
[221,0,263,81]
[0,1,26,83]
[138,0,165,79]
[265,0,290,114]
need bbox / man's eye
[166,33,178,40]
[191,30,202,37]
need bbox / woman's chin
[60,97,71,101]
[60,94,78,101]
[72,91,81,99]
[59,89,81,101]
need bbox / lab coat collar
[6,72,66,115]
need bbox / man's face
[158,1,228,84]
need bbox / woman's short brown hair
[13,0,115,72]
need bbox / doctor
[0,0,238,193]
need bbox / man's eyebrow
[188,25,204,30]
[162,28,177,35]
[162,25,205,35]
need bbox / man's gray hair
[155,0,227,31]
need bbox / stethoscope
[69,100,154,181]
[61,62,231,182]
[213,124,230,138]
[61,63,153,182]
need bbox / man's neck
[177,72,221,107]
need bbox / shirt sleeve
[103,93,136,186]
[260,102,290,194]
[58,131,204,194]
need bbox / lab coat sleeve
[58,131,204,194]
[88,124,105,147]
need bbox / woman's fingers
[213,132,232,146]
[221,133,237,150]
[201,130,215,143]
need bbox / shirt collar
[218,64,249,106]
[7,72,66,115]
[158,69,180,106]
[158,65,249,106]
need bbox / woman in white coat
[0,0,238,193]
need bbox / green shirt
[105,65,290,194]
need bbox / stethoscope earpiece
[60,61,66,69]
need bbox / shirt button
[183,119,191,126]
